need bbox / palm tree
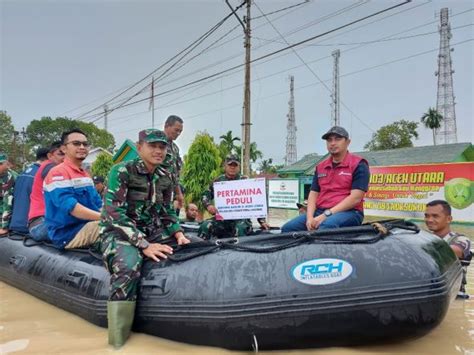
[219,130,240,156]
[258,158,274,173]
[249,142,263,163]
[421,108,443,145]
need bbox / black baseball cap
[321,126,349,140]
[225,155,240,164]
[93,176,105,184]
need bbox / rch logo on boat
[291,258,353,285]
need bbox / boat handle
[9,256,24,267]
[65,271,87,288]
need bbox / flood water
[1,212,473,354]
[1,267,472,354]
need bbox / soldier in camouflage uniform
[162,115,184,214]
[199,155,270,239]
[98,129,190,348]
[424,200,472,299]
[0,153,17,235]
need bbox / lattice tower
[285,75,297,166]
[435,8,457,144]
[331,49,340,126]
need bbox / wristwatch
[323,209,333,217]
[138,239,150,250]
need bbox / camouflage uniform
[98,133,182,301]
[162,140,182,189]
[0,167,17,230]
[199,173,266,239]
[443,232,472,297]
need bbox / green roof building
[276,142,474,203]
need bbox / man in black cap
[282,126,369,232]
[199,154,269,239]
[93,175,106,198]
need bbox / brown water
[0,272,474,354]
[0,270,472,354]
[1,211,473,354]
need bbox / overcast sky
[1,0,473,164]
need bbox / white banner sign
[213,178,267,220]
[268,179,299,209]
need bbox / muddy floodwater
[0,269,472,354]
[1,213,473,354]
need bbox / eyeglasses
[66,141,90,148]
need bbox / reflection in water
[1,268,472,354]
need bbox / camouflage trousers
[98,232,203,301]
[99,233,144,301]
[197,218,253,240]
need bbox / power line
[71,1,309,121]
[86,15,472,126]
[108,37,473,135]
[82,1,413,122]
[253,0,369,130]
[72,1,246,120]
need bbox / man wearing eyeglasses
[43,129,102,249]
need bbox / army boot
[107,301,136,348]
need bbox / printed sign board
[268,179,300,209]
[213,178,267,220]
[365,162,474,222]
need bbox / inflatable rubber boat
[0,220,462,350]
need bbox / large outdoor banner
[268,179,300,209]
[365,162,474,222]
[213,178,267,220]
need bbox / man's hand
[143,243,174,262]
[174,231,190,245]
[307,214,326,231]
[207,205,217,215]
[175,192,184,209]
[260,222,270,230]
[0,228,8,236]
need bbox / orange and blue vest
[44,158,102,248]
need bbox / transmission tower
[330,49,340,126]
[285,75,297,166]
[435,8,457,144]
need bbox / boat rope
[252,334,259,353]
[168,220,419,262]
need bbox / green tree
[421,108,443,145]
[181,132,222,211]
[218,130,240,162]
[91,152,114,180]
[26,116,115,150]
[234,142,263,174]
[364,120,419,151]
[0,111,15,157]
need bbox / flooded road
[1,270,472,354]
[1,212,473,354]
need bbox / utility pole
[242,0,251,176]
[331,49,340,126]
[21,127,27,168]
[225,0,251,175]
[285,75,297,166]
[150,76,155,128]
[103,104,108,132]
[435,7,457,144]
